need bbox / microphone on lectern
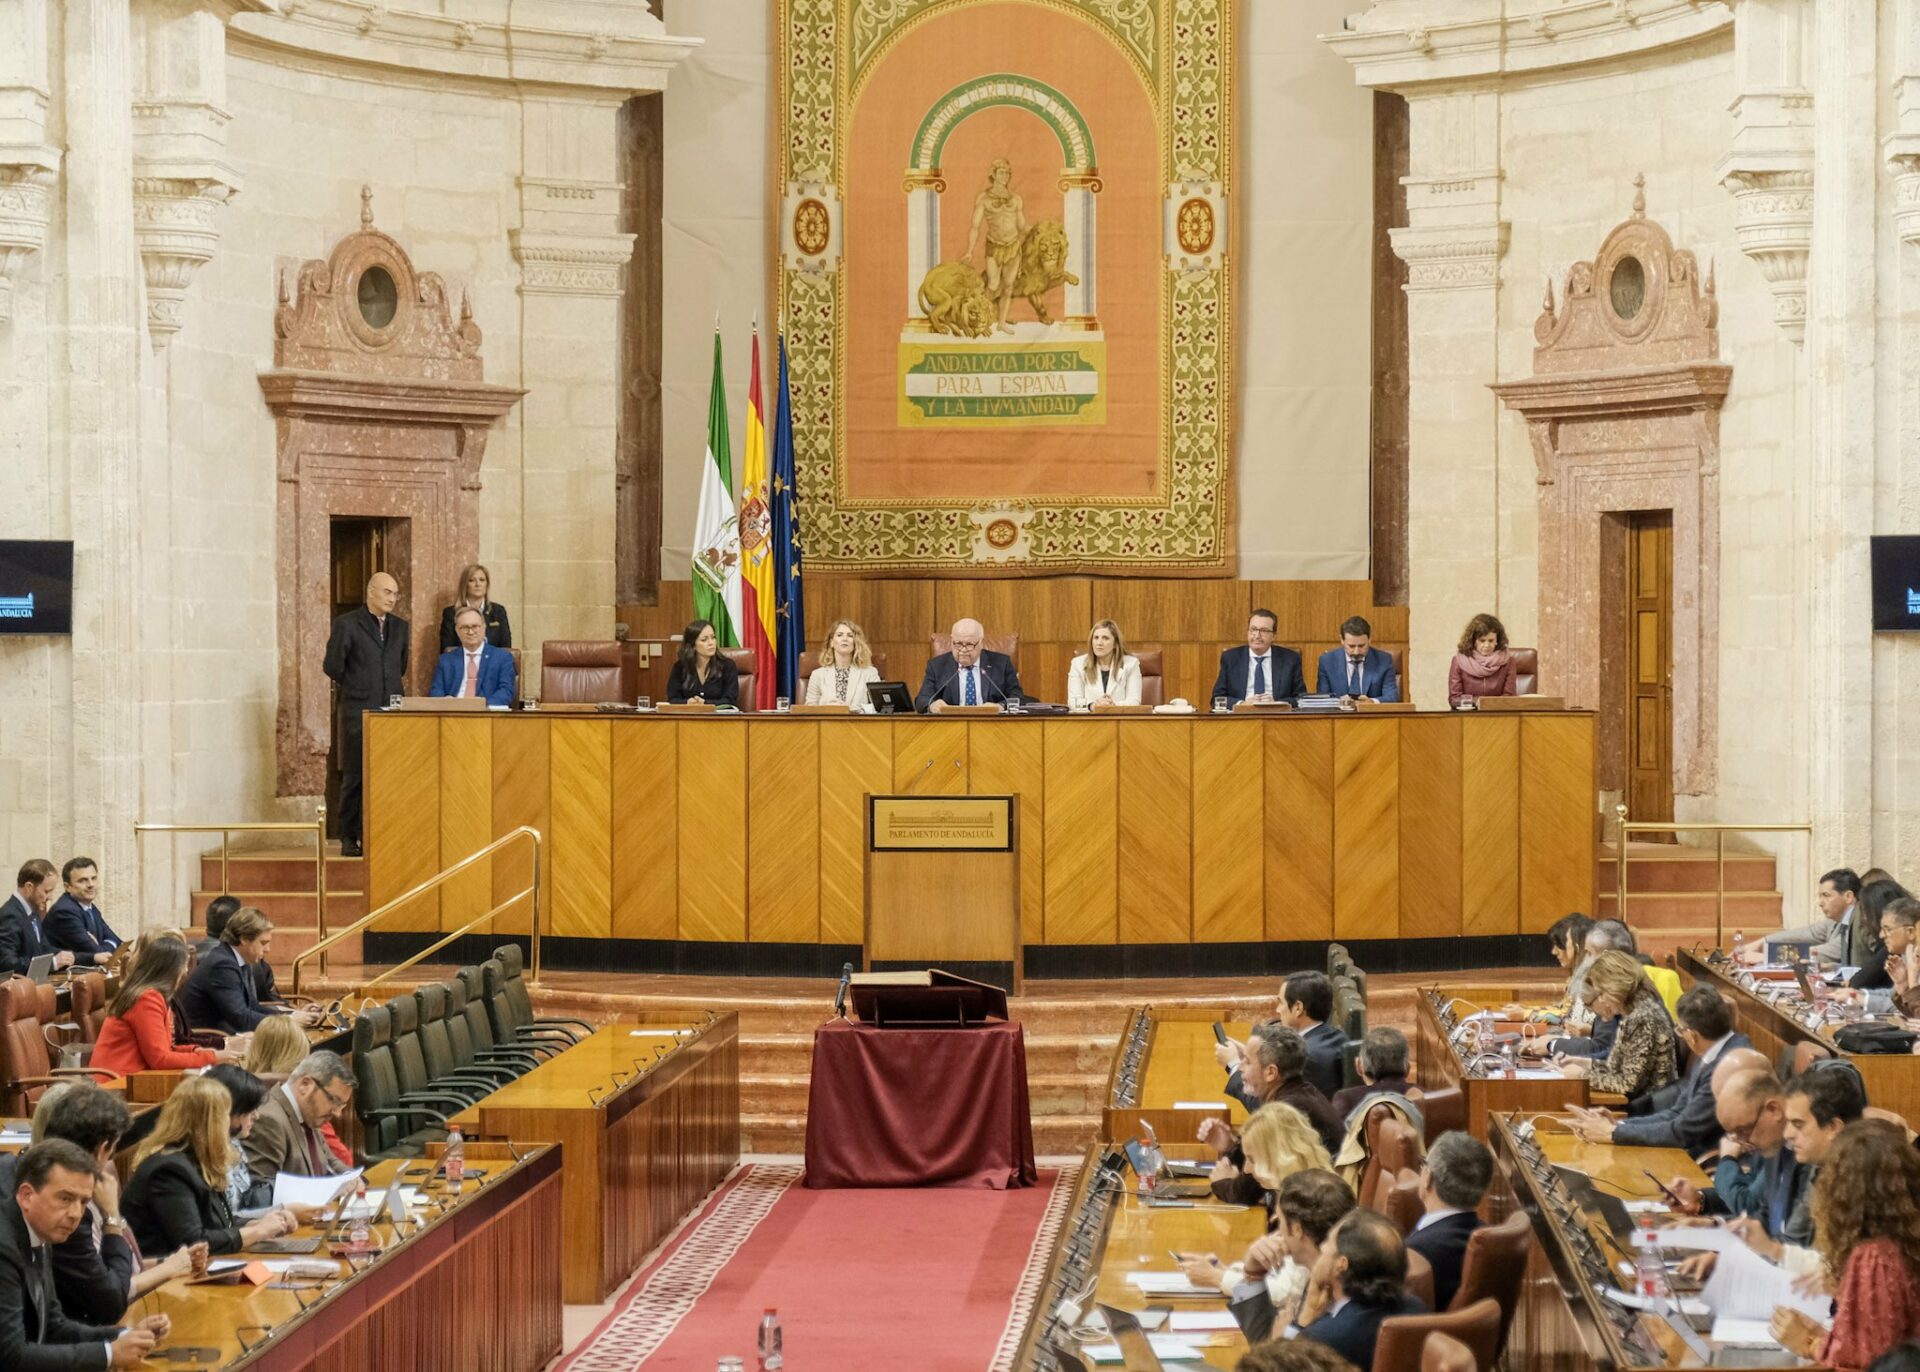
[834,962,853,1020]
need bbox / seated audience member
[1184,1168,1357,1343]
[803,619,880,711]
[1234,1342,1358,1372]
[1850,883,1915,991]
[1744,868,1865,967]
[123,1078,296,1258]
[437,562,511,653]
[242,1051,355,1192]
[1277,972,1347,1100]
[1314,616,1400,703]
[1294,1209,1426,1368]
[1331,1027,1412,1120]
[0,858,73,976]
[1887,899,1920,1015]
[1407,1131,1493,1311]
[1771,1121,1920,1370]
[428,605,517,706]
[196,897,283,1007]
[2,1139,171,1369]
[1447,612,1517,706]
[44,857,121,965]
[1665,1069,1803,1232]
[0,1086,200,1325]
[1211,607,1305,707]
[1530,919,1642,1060]
[90,936,228,1077]
[665,619,739,706]
[915,618,1022,712]
[1208,1024,1342,1160]
[1205,1102,1334,1210]
[1554,951,1678,1100]
[1525,912,1594,1026]
[1066,618,1142,709]
[1744,1062,1871,1274]
[1568,983,1750,1150]
[245,1019,352,1168]
[177,907,314,1035]
[204,1065,271,1212]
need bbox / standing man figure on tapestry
[323,572,408,858]
[967,158,1025,332]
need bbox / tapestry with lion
[777,0,1234,575]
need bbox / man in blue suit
[429,606,517,706]
[1209,608,1306,707]
[1295,1210,1426,1368]
[1315,615,1400,702]
[1567,984,1751,1154]
[44,857,121,966]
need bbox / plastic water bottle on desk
[444,1124,465,1186]
[1136,1126,1163,1195]
[757,1309,783,1371]
[1636,1215,1668,1302]
[1501,1040,1517,1079]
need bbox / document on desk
[1598,1286,1709,1318]
[1708,1316,1782,1348]
[1165,1311,1240,1331]
[629,1028,694,1037]
[1631,1226,1737,1253]
[272,1168,362,1208]
[1126,1271,1216,1296]
[1082,1334,1210,1363]
[1701,1240,1830,1322]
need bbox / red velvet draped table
[802,1019,1039,1189]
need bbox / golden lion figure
[917,219,1079,338]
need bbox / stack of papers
[1709,1317,1781,1348]
[1165,1311,1238,1331]
[272,1169,362,1208]
[1125,1271,1215,1297]
[1082,1334,1210,1363]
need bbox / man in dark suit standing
[1405,1132,1491,1310]
[1295,1209,1425,1368]
[1,1139,168,1370]
[1314,615,1401,703]
[44,860,120,968]
[0,861,72,978]
[915,618,1023,712]
[322,571,408,857]
[1209,608,1306,707]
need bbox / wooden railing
[134,806,331,969]
[1613,804,1811,949]
[290,826,543,998]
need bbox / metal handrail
[289,826,542,998]
[134,806,331,973]
[1613,804,1812,950]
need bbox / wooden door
[1624,511,1674,823]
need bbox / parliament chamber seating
[493,944,593,1041]
[1512,646,1538,694]
[67,974,107,1044]
[1404,1247,1436,1313]
[721,646,758,707]
[1420,1333,1478,1372]
[1134,646,1164,705]
[1384,1166,1424,1236]
[1358,1104,1424,1212]
[930,631,1020,665]
[1449,1211,1530,1334]
[0,977,110,1114]
[797,649,890,678]
[1373,1298,1503,1372]
[541,639,625,703]
[1410,1085,1467,1145]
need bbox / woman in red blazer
[93,936,229,1077]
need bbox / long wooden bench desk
[1414,986,1612,1139]
[448,1011,739,1303]
[1099,1006,1245,1143]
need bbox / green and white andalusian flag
[692,327,743,646]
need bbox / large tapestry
[776,0,1235,575]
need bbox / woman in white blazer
[804,619,881,711]
[1067,619,1142,709]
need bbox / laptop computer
[26,953,55,984]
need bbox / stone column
[1060,171,1099,325]
[0,0,59,325]
[1388,91,1507,709]
[903,171,941,324]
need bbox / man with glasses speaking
[916,618,1024,713]
[243,1051,356,1194]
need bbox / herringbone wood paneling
[367,716,441,932]
[611,722,677,940]
[892,718,968,794]
[1461,715,1521,936]
[1118,721,1191,944]
[1097,579,1250,641]
[818,721,893,945]
[549,721,612,940]
[968,725,1047,945]
[1521,715,1595,933]
[677,722,746,941]
[438,717,492,933]
[747,723,819,943]
[1042,720,1118,943]
[1266,718,1333,941]
[1333,721,1400,939]
[490,718,549,934]
[932,578,1092,641]
[1192,724,1263,942]
[1398,715,1464,939]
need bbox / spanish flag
[737,326,777,709]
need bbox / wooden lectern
[864,794,1020,993]
[848,969,1009,1026]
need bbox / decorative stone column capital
[132,175,235,346]
[0,149,59,325]
[1718,165,1813,342]
[1891,154,1920,247]
[509,229,635,298]
[1388,220,1509,293]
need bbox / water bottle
[1136,1127,1163,1195]
[1636,1216,1667,1302]
[757,1309,783,1371]
[444,1125,465,1185]
[1732,930,1745,963]
[348,1185,370,1251]
[1501,1040,1517,1080]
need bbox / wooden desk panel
[364,711,1596,954]
[1414,988,1598,1139]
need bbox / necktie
[1769,1159,1792,1236]
[305,1124,327,1174]
[1252,655,1266,697]
[1348,659,1361,694]
[464,653,480,697]
[963,667,977,706]
[33,1243,49,1340]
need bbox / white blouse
[803,662,881,712]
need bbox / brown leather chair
[1420,1331,1478,1372]
[1383,1165,1424,1236]
[1387,645,1410,703]
[1511,647,1538,694]
[0,977,112,1115]
[1134,647,1164,706]
[1448,1210,1531,1352]
[930,632,1019,668]
[507,647,524,701]
[67,974,108,1044]
[722,648,758,711]
[540,640,623,704]
[1358,1104,1425,1211]
[1410,1085,1467,1145]
[1404,1246,1435,1312]
[797,650,890,679]
[1371,1298,1501,1372]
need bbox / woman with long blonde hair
[1067,618,1142,709]
[122,1077,295,1256]
[244,1013,308,1076]
[1241,1102,1336,1193]
[438,561,512,652]
[804,619,881,711]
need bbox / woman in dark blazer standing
[666,619,740,705]
[438,563,513,652]
[123,1077,296,1257]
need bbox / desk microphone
[834,962,853,1020]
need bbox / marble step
[743,1112,1102,1157]
[742,1070,1107,1119]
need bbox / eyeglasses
[316,1083,353,1114]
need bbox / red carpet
[559,1163,1074,1372]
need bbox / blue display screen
[0,540,73,635]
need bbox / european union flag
[771,330,805,700]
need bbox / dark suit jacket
[322,608,410,736]
[1297,1291,1426,1368]
[0,895,51,976]
[42,896,120,959]
[1552,1014,1619,1060]
[176,943,270,1033]
[0,1194,120,1371]
[1210,645,1306,704]
[1314,646,1401,701]
[1332,1074,1413,1121]
[1301,1021,1349,1100]
[191,939,280,1006]
[437,601,511,653]
[1613,1033,1753,1152]
[667,655,740,706]
[1407,1211,1481,1311]
[428,644,517,707]
[914,651,1024,712]
[0,1160,130,1329]
[122,1149,244,1258]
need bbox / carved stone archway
[1493,181,1729,796]
[263,189,524,797]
